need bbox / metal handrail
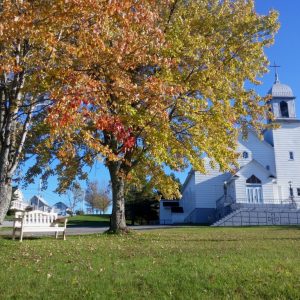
[218,198,300,205]
[213,202,300,227]
[216,195,235,208]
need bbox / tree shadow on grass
[67,220,111,228]
[1,235,44,241]
[227,225,300,230]
[270,225,300,230]
[209,225,300,230]
[137,236,300,243]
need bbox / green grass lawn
[4,214,14,221]
[1,227,300,299]
[67,214,111,227]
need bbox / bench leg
[12,228,16,240]
[55,231,58,239]
[63,230,66,241]
[20,230,24,242]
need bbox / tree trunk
[107,162,128,233]
[0,181,12,224]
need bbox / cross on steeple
[270,62,281,83]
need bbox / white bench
[12,210,68,242]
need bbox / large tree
[0,0,108,223]
[0,0,60,222]
[27,0,278,233]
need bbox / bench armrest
[12,217,23,222]
[54,217,68,223]
[53,217,68,228]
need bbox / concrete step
[212,207,300,227]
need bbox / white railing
[216,195,235,209]
[234,198,300,207]
[217,197,300,208]
[216,197,300,221]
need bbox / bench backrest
[15,210,58,227]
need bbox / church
[160,71,300,226]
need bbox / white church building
[160,72,300,226]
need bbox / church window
[297,188,300,196]
[289,151,294,160]
[246,175,262,184]
[242,151,249,159]
[280,101,289,118]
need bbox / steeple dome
[268,64,294,98]
[268,81,294,98]
[267,66,296,120]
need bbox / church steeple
[268,65,296,121]
[275,70,280,84]
[271,62,280,84]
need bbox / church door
[246,185,263,203]
[246,175,263,204]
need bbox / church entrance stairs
[211,204,300,227]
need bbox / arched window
[242,151,249,159]
[246,175,262,184]
[280,101,289,118]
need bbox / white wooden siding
[238,131,276,175]
[194,159,231,208]
[159,204,173,224]
[180,172,196,215]
[264,130,274,146]
[272,122,300,200]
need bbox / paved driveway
[0,221,13,227]
[0,223,180,238]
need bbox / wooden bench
[12,210,68,242]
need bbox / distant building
[10,188,29,211]
[30,195,52,212]
[12,187,24,202]
[53,202,69,216]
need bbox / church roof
[268,71,294,98]
[30,195,51,207]
[235,159,276,178]
[268,82,294,98]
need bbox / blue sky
[255,0,300,100]
[20,1,300,208]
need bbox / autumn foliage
[46,0,278,232]
[46,2,277,170]
[1,0,278,231]
[0,0,97,222]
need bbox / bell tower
[264,64,300,202]
[268,64,296,120]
